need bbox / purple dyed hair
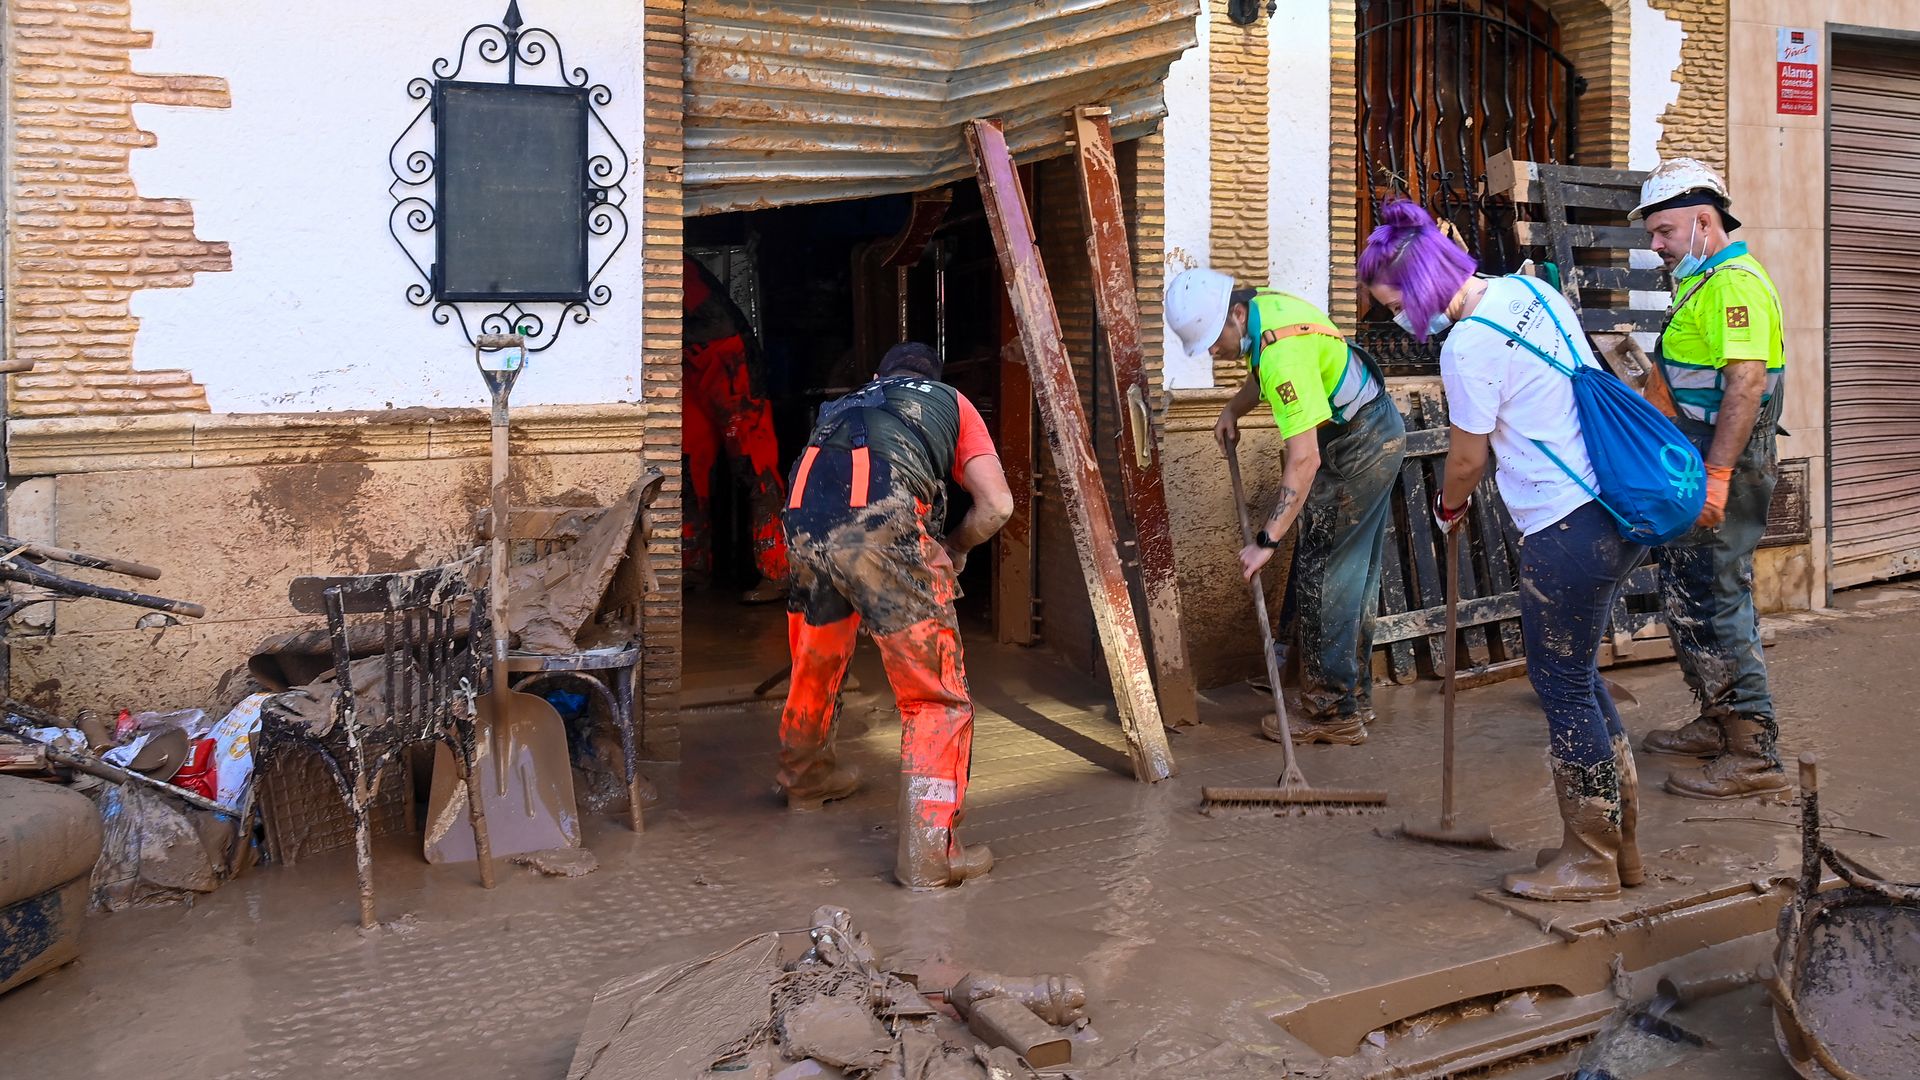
[1357,201,1478,342]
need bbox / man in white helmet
[1166,268,1407,744]
[1630,158,1789,800]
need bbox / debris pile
[569,907,1094,1079]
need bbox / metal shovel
[425,332,579,863]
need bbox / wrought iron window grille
[388,0,629,352]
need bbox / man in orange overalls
[683,256,790,602]
[777,342,1012,889]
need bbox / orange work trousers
[682,333,788,582]
[780,458,972,842]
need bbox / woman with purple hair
[1359,200,1647,903]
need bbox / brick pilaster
[1647,0,1729,174]
[1208,0,1269,383]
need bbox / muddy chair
[482,470,665,833]
[261,554,493,929]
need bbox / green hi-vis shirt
[1245,290,1377,440]
[1658,242,1785,425]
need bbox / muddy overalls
[1647,243,1788,796]
[777,376,977,885]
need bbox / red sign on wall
[1778,28,1820,115]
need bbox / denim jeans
[1280,393,1409,719]
[1518,500,1648,774]
[1657,396,1782,739]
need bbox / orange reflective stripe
[788,446,820,509]
[849,447,871,508]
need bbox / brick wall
[6,0,229,417]
[1647,0,1729,173]
[1208,0,1269,383]
[641,0,685,737]
[1328,0,1360,329]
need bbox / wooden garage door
[1829,42,1920,587]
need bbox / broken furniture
[261,555,492,928]
[1771,755,1920,1079]
[485,468,666,833]
[0,773,102,994]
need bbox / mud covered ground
[5,585,1918,1079]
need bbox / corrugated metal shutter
[683,0,1199,216]
[1829,42,1920,586]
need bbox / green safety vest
[1245,290,1377,439]
[1657,242,1786,425]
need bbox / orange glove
[1696,464,1733,529]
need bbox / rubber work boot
[1504,769,1623,902]
[1532,739,1642,887]
[783,764,860,811]
[896,823,994,889]
[1663,714,1789,800]
[1641,711,1726,758]
[1266,712,1368,745]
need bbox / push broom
[1201,442,1388,813]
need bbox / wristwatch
[1253,529,1282,550]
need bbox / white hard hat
[1629,157,1741,230]
[1166,268,1235,361]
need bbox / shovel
[425,332,580,864]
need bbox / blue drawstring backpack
[1463,274,1705,547]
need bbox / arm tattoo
[1264,486,1299,533]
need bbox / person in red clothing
[682,256,790,603]
[777,342,1012,889]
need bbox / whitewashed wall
[1267,5,1332,313]
[1160,10,1213,390]
[127,0,646,413]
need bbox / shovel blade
[425,690,580,863]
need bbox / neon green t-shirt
[1246,291,1364,439]
[1659,242,1785,423]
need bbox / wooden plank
[1070,106,1199,729]
[1515,221,1651,251]
[1375,590,1520,644]
[966,118,1173,783]
[1576,267,1667,293]
[1396,397,1448,673]
[1469,472,1523,661]
[1580,309,1667,334]
[1376,508,1418,685]
[1420,391,1490,665]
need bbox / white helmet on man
[1629,157,1741,230]
[1166,268,1236,361]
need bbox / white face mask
[1672,221,1706,279]
[1394,310,1453,338]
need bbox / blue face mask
[1239,331,1254,358]
[1672,221,1705,279]
[1394,310,1453,338]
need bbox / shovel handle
[1440,529,1460,828]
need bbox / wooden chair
[487,470,665,833]
[262,554,493,928]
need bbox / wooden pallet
[1487,151,1667,338]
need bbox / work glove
[1432,490,1471,536]
[1695,464,1733,529]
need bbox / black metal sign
[389,1,628,351]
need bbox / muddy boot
[896,791,993,889]
[1614,736,1644,887]
[1663,713,1789,800]
[740,577,790,605]
[1272,712,1368,745]
[1505,762,1622,902]
[1641,712,1725,758]
[783,763,860,811]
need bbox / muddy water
[4,596,1919,1079]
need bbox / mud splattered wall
[2,1,676,734]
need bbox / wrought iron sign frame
[387,1,629,352]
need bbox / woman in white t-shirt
[1359,201,1648,903]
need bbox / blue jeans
[1657,397,1781,740]
[1518,500,1648,774]
[1280,394,1409,718]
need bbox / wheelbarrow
[1769,755,1920,1080]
